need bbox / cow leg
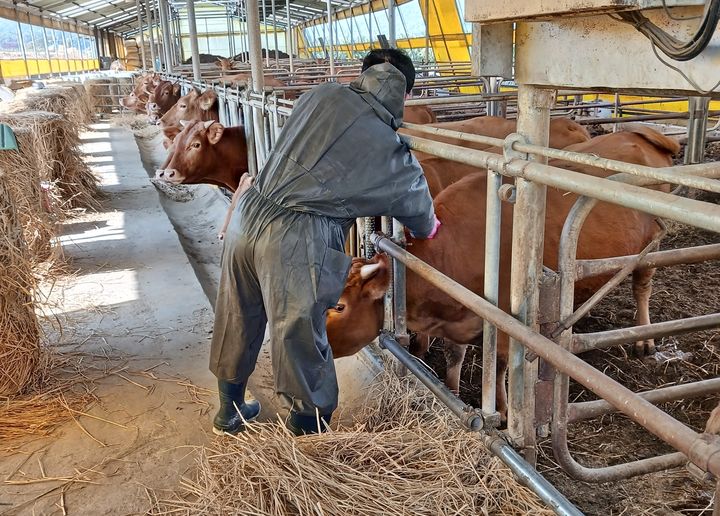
[632,268,656,356]
[443,340,468,395]
[409,332,432,358]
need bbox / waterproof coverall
[210,62,436,417]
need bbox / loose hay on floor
[0,172,40,396]
[151,371,554,516]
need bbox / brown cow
[404,105,437,124]
[146,80,182,123]
[155,120,248,192]
[120,73,160,113]
[401,116,591,162]
[159,88,220,148]
[326,127,679,418]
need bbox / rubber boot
[287,411,332,436]
[212,379,261,435]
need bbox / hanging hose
[616,0,720,61]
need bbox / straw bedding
[5,83,94,128]
[151,370,553,515]
[0,172,40,397]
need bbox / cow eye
[179,104,186,109]
[334,303,345,312]
[192,142,201,149]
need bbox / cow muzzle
[155,168,181,182]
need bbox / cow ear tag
[0,124,18,151]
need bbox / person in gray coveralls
[210,48,441,436]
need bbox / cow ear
[163,125,181,144]
[198,90,218,110]
[207,122,224,145]
[172,83,181,96]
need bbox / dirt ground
[423,141,720,514]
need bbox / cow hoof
[633,339,656,357]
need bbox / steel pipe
[686,97,711,165]
[286,0,293,73]
[482,169,502,421]
[402,121,720,195]
[271,0,278,67]
[576,243,720,280]
[483,434,583,516]
[378,333,483,431]
[389,0,396,47]
[186,0,201,81]
[569,377,720,422]
[369,233,720,479]
[399,134,720,233]
[572,313,720,354]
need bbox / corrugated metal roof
[16,0,358,36]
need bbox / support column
[271,0,279,67]
[42,23,53,76]
[326,0,334,76]
[158,0,173,72]
[686,96,710,165]
[147,1,157,70]
[247,0,267,167]
[186,0,201,81]
[389,0,396,47]
[135,2,146,70]
[262,0,270,66]
[507,85,555,465]
[286,0,294,72]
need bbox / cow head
[326,254,391,358]
[147,81,182,123]
[155,119,228,185]
[120,73,158,112]
[159,88,219,130]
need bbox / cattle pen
[0,0,719,514]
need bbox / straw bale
[0,110,102,210]
[0,128,57,261]
[151,370,554,516]
[0,172,40,397]
[3,83,93,128]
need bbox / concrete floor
[0,120,385,514]
[0,123,218,515]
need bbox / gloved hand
[427,216,441,239]
[410,215,441,239]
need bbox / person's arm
[218,173,254,241]
[387,151,439,239]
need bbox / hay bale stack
[4,84,93,128]
[0,127,56,261]
[0,172,40,396]
[0,111,101,211]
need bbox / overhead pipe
[186,0,201,81]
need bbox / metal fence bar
[569,377,720,422]
[369,233,720,479]
[400,134,720,233]
[576,243,720,280]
